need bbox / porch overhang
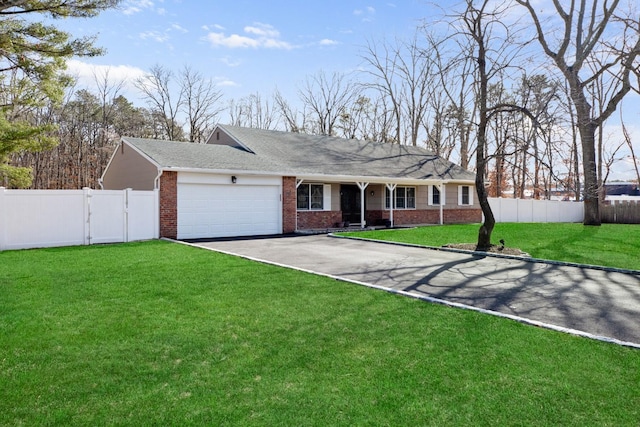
[158,166,474,187]
[294,173,467,186]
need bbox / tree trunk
[474,10,495,251]
[579,123,601,225]
[476,109,495,249]
[476,170,495,250]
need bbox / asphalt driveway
[188,234,640,347]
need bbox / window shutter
[428,185,434,206]
[441,185,446,206]
[323,184,331,211]
[458,185,463,205]
[468,186,474,205]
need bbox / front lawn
[341,223,640,271]
[1,240,639,425]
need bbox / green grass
[1,240,640,425]
[341,223,640,271]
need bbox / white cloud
[244,23,280,38]
[139,30,169,42]
[138,23,187,44]
[122,6,140,15]
[215,77,239,87]
[205,22,293,50]
[171,23,188,33]
[207,32,261,48]
[207,24,225,31]
[319,39,339,46]
[122,0,154,15]
[353,6,376,22]
[66,60,146,91]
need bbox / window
[431,186,440,205]
[429,185,446,206]
[297,184,324,210]
[385,186,416,209]
[458,185,473,206]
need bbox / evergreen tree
[0,0,120,187]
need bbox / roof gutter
[161,166,475,186]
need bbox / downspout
[153,168,163,239]
[154,168,163,190]
[98,178,104,190]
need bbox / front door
[340,185,362,224]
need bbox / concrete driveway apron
[191,234,640,347]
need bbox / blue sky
[56,0,640,181]
[64,0,433,102]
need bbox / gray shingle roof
[123,125,475,182]
[122,137,283,172]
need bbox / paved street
[189,234,640,347]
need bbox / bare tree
[620,107,640,186]
[135,64,184,141]
[462,0,495,249]
[360,39,403,143]
[336,95,371,140]
[426,30,477,169]
[360,34,434,146]
[454,0,530,249]
[516,0,640,225]
[274,89,307,133]
[181,66,224,142]
[298,70,360,136]
[228,92,279,130]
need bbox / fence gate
[0,188,158,251]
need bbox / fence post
[0,187,5,251]
[125,188,132,242]
[83,187,92,245]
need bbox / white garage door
[177,181,281,239]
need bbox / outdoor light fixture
[370,190,375,196]
[231,175,237,184]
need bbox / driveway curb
[330,233,640,276]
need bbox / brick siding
[366,208,482,226]
[443,208,482,223]
[159,171,177,238]
[282,176,297,233]
[297,210,343,230]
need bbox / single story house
[101,124,481,239]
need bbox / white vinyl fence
[0,188,159,251]
[488,197,584,223]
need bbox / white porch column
[386,183,397,228]
[356,182,369,228]
[439,183,444,225]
